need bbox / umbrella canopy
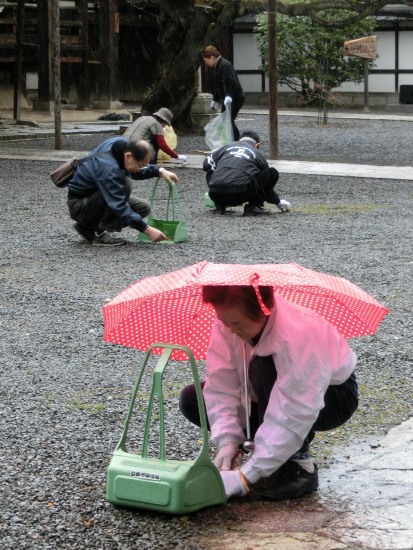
[103,262,389,360]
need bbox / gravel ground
[1,114,412,549]
[3,112,413,166]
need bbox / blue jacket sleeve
[130,164,162,180]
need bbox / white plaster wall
[399,31,413,70]
[399,74,413,86]
[233,29,410,95]
[375,31,395,69]
[238,74,263,92]
[233,33,261,70]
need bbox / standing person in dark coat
[203,130,291,216]
[202,45,245,141]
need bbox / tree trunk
[142,2,206,130]
[141,1,242,131]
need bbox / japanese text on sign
[344,36,377,59]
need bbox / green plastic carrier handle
[148,178,185,222]
[116,343,210,464]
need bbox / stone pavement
[1,106,413,181]
[199,417,413,550]
[1,106,413,549]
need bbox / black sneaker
[73,222,95,242]
[214,203,227,215]
[243,204,269,216]
[92,232,126,246]
[260,460,319,501]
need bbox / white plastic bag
[204,107,234,150]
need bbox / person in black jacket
[203,130,291,216]
[202,45,245,141]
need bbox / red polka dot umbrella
[103,262,389,360]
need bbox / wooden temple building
[0,1,161,114]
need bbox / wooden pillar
[52,0,62,149]
[13,0,25,120]
[268,0,278,160]
[93,0,122,109]
[77,0,90,109]
[37,0,53,112]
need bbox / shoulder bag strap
[76,151,113,167]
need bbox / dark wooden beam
[52,0,62,149]
[13,0,25,119]
[95,0,121,107]
[37,0,53,111]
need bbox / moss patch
[294,203,385,215]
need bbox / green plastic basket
[138,178,188,244]
[204,192,216,209]
[106,343,226,514]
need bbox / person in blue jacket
[66,137,179,246]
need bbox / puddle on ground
[199,420,413,549]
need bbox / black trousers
[208,167,280,209]
[67,178,150,233]
[179,355,358,455]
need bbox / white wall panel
[368,73,396,92]
[334,81,364,92]
[375,32,395,69]
[238,74,263,92]
[232,27,413,95]
[399,31,413,70]
[234,34,261,70]
[399,74,413,86]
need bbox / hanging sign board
[344,36,377,59]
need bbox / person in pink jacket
[179,285,358,500]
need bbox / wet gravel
[1,114,412,549]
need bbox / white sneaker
[277,199,291,212]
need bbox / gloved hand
[277,199,291,212]
[224,96,232,106]
[220,470,249,498]
[215,443,241,471]
[177,154,187,162]
[211,100,217,110]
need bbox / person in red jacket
[123,108,187,164]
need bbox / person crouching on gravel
[203,130,291,216]
[179,285,359,501]
[123,107,187,165]
[66,137,179,246]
